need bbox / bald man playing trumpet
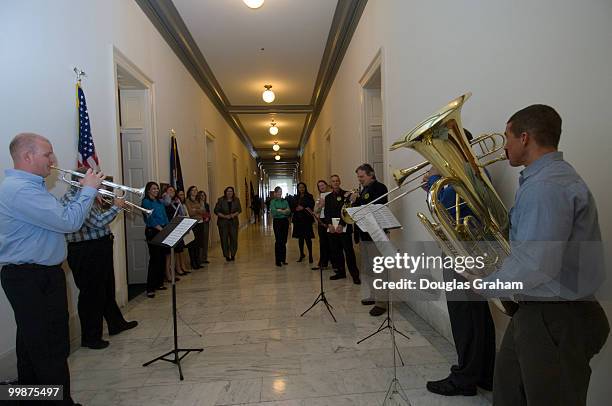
[0,133,103,405]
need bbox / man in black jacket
[350,164,389,316]
[323,175,360,284]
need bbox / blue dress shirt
[483,152,605,299]
[0,169,97,266]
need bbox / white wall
[301,0,612,403]
[0,0,257,380]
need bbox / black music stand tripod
[300,262,336,322]
[357,269,410,366]
[143,217,203,380]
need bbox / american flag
[77,83,99,170]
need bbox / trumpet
[51,166,153,215]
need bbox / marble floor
[70,220,492,405]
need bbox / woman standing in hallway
[141,181,169,298]
[270,186,291,267]
[214,186,241,261]
[185,186,203,270]
[196,190,211,264]
[291,182,315,263]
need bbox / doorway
[206,131,218,244]
[115,52,155,300]
[360,52,384,180]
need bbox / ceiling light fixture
[262,85,275,103]
[269,120,279,135]
[272,142,280,152]
[243,0,264,9]
[274,154,281,161]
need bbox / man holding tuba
[423,130,497,397]
[473,105,609,405]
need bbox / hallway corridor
[69,220,491,405]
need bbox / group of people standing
[268,165,390,317]
[141,183,243,297]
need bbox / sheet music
[346,204,401,230]
[162,218,198,246]
[359,213,389,242]
[319,192,331,218]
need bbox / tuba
[389,93,514,314]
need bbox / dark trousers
[67,235,126,343]
[329,232,360,281]
[493,301,609,406]
[298,237,312,258]
[443,269,495,387]
[316,224,330,267]
[273,218,289,264]
[188,223,203,267]
[218,220,238,258]
[145,227,166,293]
[1,265,75,405]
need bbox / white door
[365,88,384,179]
[120,90,149,284]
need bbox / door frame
[359,48,387,183]
[113,47,156,304]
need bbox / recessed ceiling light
[243,0,264,9]
[274,154,281,161]
[272,142,280,152]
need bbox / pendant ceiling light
[272,142,280,152]
[274,154,281,161]
[243,0,264,9]
[269,120,279,135]
[262,85,275,103]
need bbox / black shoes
[230,256,235,261]
[308,256,313,264]
[361,299,375,306]
[201,260,210,265]
[297,254,306,262]
[426,377,477,396]
[369,306,387,317]
[276,262,283,267]
[330,273,346,280]
[353,278,361,285]
[147,292,155,298]
[81,339,109,350]
[225,256,231,262]
[109,321,139,336]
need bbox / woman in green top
[270,186,291,267]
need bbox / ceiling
[136,0,367,176]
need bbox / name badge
[364,193,370,200]
[336,196,342,202]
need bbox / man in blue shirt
[0,133,103,405]
[470,106,609,405]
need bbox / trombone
[342,132,506,224]
[51,166,153,216]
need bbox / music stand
[345,208,411,405]
[142,217,203,380]
[357,268,410,366]
[300,263,336,322]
